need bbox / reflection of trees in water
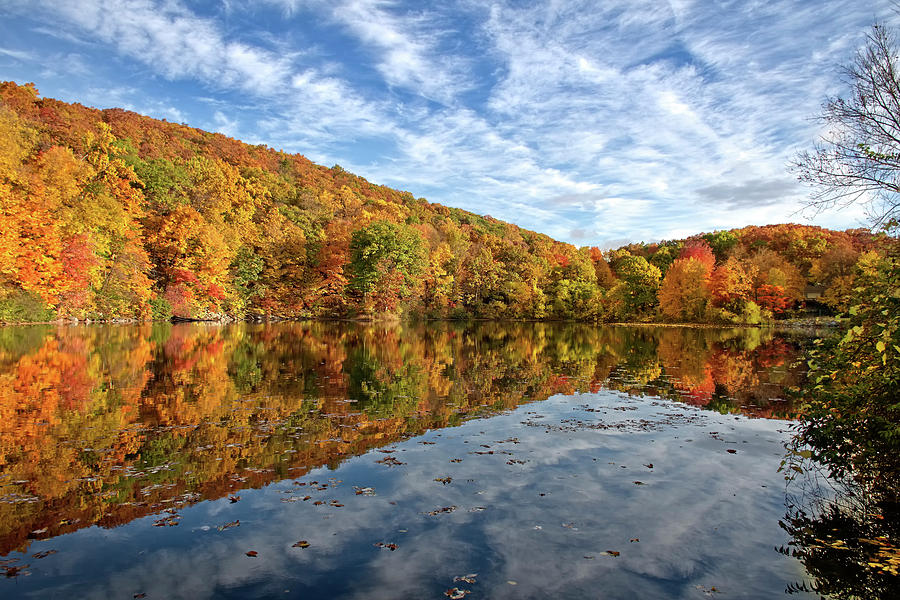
[779,458,900,598]
[0,322,805,555]
[599,327,803,416]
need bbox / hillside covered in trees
[0,81,892,323]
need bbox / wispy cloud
[329,0,473,103]
[96,1,295,96]
[0,47,33,60]
[3,0,896,244]
[263,0,473,103]
[14,0,390,145]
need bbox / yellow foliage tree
[658,257,712,321]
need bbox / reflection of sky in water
[5,391,808,599]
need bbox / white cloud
[331,0,472,103]
[4,0,897,245]
[16,0,390,146]
[0,47,33,60]
[212,110,239,137]
[264,0,472,103]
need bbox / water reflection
[0,322,805,563]
[0,323,799,554]
[778,449,900,598]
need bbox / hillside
[0,81,892,323]
[605,223,892,322]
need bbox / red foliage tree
[679,240,716,270]
[755,284,793,314]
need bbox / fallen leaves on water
[375,456,406,466]
[3,564,29,578]
[695,585,721,595]
[354,487,376,496]
[726,449,737,454]
[633,481,645,485]
[454,573,477,584]
[134,594,147,599]
[506,459,526,465]
[444,587,470,599]
[450,458,463,463]
[373,542,398,551]
[419,441,435,445]
[292,541,310,549]
[600,550,620,557]
[217,520,240,531]
[246,551,258,557]
[229,495,241,503]
[153,515,180,527]
[644,463,654,469]
[630,538,640,543]
[434,476,452,485]
[427,506,457,516]
[313,500,324,506]
[329,500,344,507]
[31,550,57,559]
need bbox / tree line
[0,81,891,323]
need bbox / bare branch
[794,22,900,228]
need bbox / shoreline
[0,316,842,329]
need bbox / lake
[0,321,817,598]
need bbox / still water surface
[0,322,815,598]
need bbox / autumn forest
[0,81,893,324]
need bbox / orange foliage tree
[658,257,713,321]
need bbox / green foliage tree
[788,20,900,595]
[649,245,675,276]
[702,230,739,262]
[796,248,900,483]
[348,221,425,312]
[614,255,661,316]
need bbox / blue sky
[0,0,894,247]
